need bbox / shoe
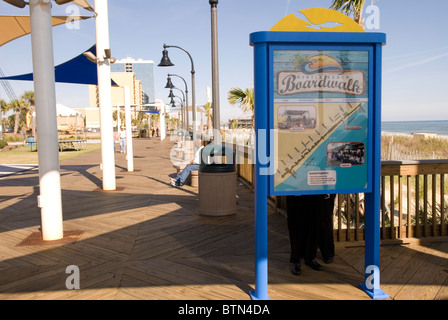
[305,259,323,271]
[322,256,334,264]
[170,178,178,187]
[290,262,301,275]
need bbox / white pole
[124,87,133,172]
[94,0,116,190]
[160,102,166,141]
[29,0,63,241]
[116,105,120,130]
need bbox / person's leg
[319,194,336,263]
[286,196,302,263]
[176,164,199,186]
[303,195,323,271]
[286,196,310,275]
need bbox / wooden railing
[231,143,448,242]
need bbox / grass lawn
[0,143,101,164]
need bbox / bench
[58,140,87,152]
[172,164,198,187]
[190,170,199,187]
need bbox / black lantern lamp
[165,76,175,89]
[158,44,174,67]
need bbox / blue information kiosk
[249,8,388,300]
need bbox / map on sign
[272,49,370,194]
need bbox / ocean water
[381,120,448,137]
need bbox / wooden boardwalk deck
[0,138,446,300]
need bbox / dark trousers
[286,194,336,263]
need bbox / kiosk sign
[249,7,388,301]
[272,49,370,195]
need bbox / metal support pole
[29,0,63,240]
[94,0,116,190]
[359,43,389,299]
[168,73,189,138]
[210,0,220,137]
[124,87,133,172]
[190,70,197,143]
[160,101,166,141]
[250,41,269,300]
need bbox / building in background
[89,72,143,108]
[111,57,155,107]
[87,57,156,130]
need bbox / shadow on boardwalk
[0,138,446,300]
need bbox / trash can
[139,129,148,138]
[198,144,237,216]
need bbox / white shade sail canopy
[56,103,82,116]
[72,0,94,12]
[0,15,92,47]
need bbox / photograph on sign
[272,49,369,194]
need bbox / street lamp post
[166,73,190,135]
[171,87,186,132]
[158,44,197,144]
[209,0,220,139]
[123,86,134,172]
[167,90,182,131]
[171,96,184,131]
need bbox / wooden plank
[390,175,395,239]
[441,174,446,237]
[381,161,448,176]
[424,175,429,236]
[415,175,420,237]
[406,176,411,238]
[432,174,437,236]
[393,242,448,300]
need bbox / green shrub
[0,140,8,149]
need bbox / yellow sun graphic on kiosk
[270,8,365,33]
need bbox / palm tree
[227,87,254,128]
[8,99,25,134]
[329,0,367,25]
[21,91,35,137]
[0,99,6,139]
[203,101,213,132]
[150,113,160,136]
[229,119,238,130]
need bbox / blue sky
[0,0,447,122]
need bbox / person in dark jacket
[286,194,336,275]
